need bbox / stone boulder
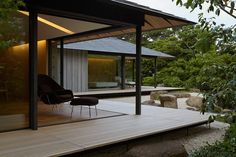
[150,91,168,100]
[189,88,201,93]
[186,96,203,109]
[142,100,161,107]
[159,94,178,109]
[125,140,188,157]
[222,109,233,113]
[186,106,197,111]
[168,92,191,98]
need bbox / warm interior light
[18,11,74,34]
[12,40,46,51]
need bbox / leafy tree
[150,25,217,59]
[171,0,236,112]
[0,0,25,49]
[173,0,236,19]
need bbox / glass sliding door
[48,40,61,85]
[0,12,29,132]
[125,58,135,82]
[88,54,121,90]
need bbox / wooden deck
[75,86,184,98]
[0,100,209,157]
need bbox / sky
[128,0,235,27]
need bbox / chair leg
[46,95,55,111]
[70,106,74,119]
[59,104,63,112]
[95,105,98,116]
[80,106,82,115]
[89,106,91,118]
[57,104,61,112]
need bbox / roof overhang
[23,0,195,41]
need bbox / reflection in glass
[88,54,121,90]
[0,12,29,132]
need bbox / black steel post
[60,38,64,87]
[29,10,38,130]
[135,25,142,115]
[121,55,125,89]
[154,57,157,88]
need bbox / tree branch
[219,5,236,19]
[220,4,236,11]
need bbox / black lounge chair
[38,74,99,117]
[38,74,74,105]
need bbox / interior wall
[37,40,47,75]
[0,40,47,100]
[88,58,118,82]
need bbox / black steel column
[154,57,157,88]
[29,10,38,130]
[121,55,125,89]
[60,39,64,87]
[135,25,142,115]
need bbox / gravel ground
[105,92,202,109]
[105,93,229,154]
[181,121,229,154]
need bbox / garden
[121,0,236,156]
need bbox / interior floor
[38,101,125,127]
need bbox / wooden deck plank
[1,142,80,157]
[0,100,209,157]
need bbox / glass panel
[0,12,29,132]
[49,40,61,84]
[88,54,121,90]
[125,59,135,82]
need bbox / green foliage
[225,122,236,139]
[149,25,217,59]
[0,0,25,49]
[190,123,236,157]
[142,58,155,78]
[142,76,154,86]
[202,63,236,111]
[172,0,236,19]
[156,53,234,89]
[149,24,236,111]
[120,17,236,113]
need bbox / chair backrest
[38,74,64,96]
